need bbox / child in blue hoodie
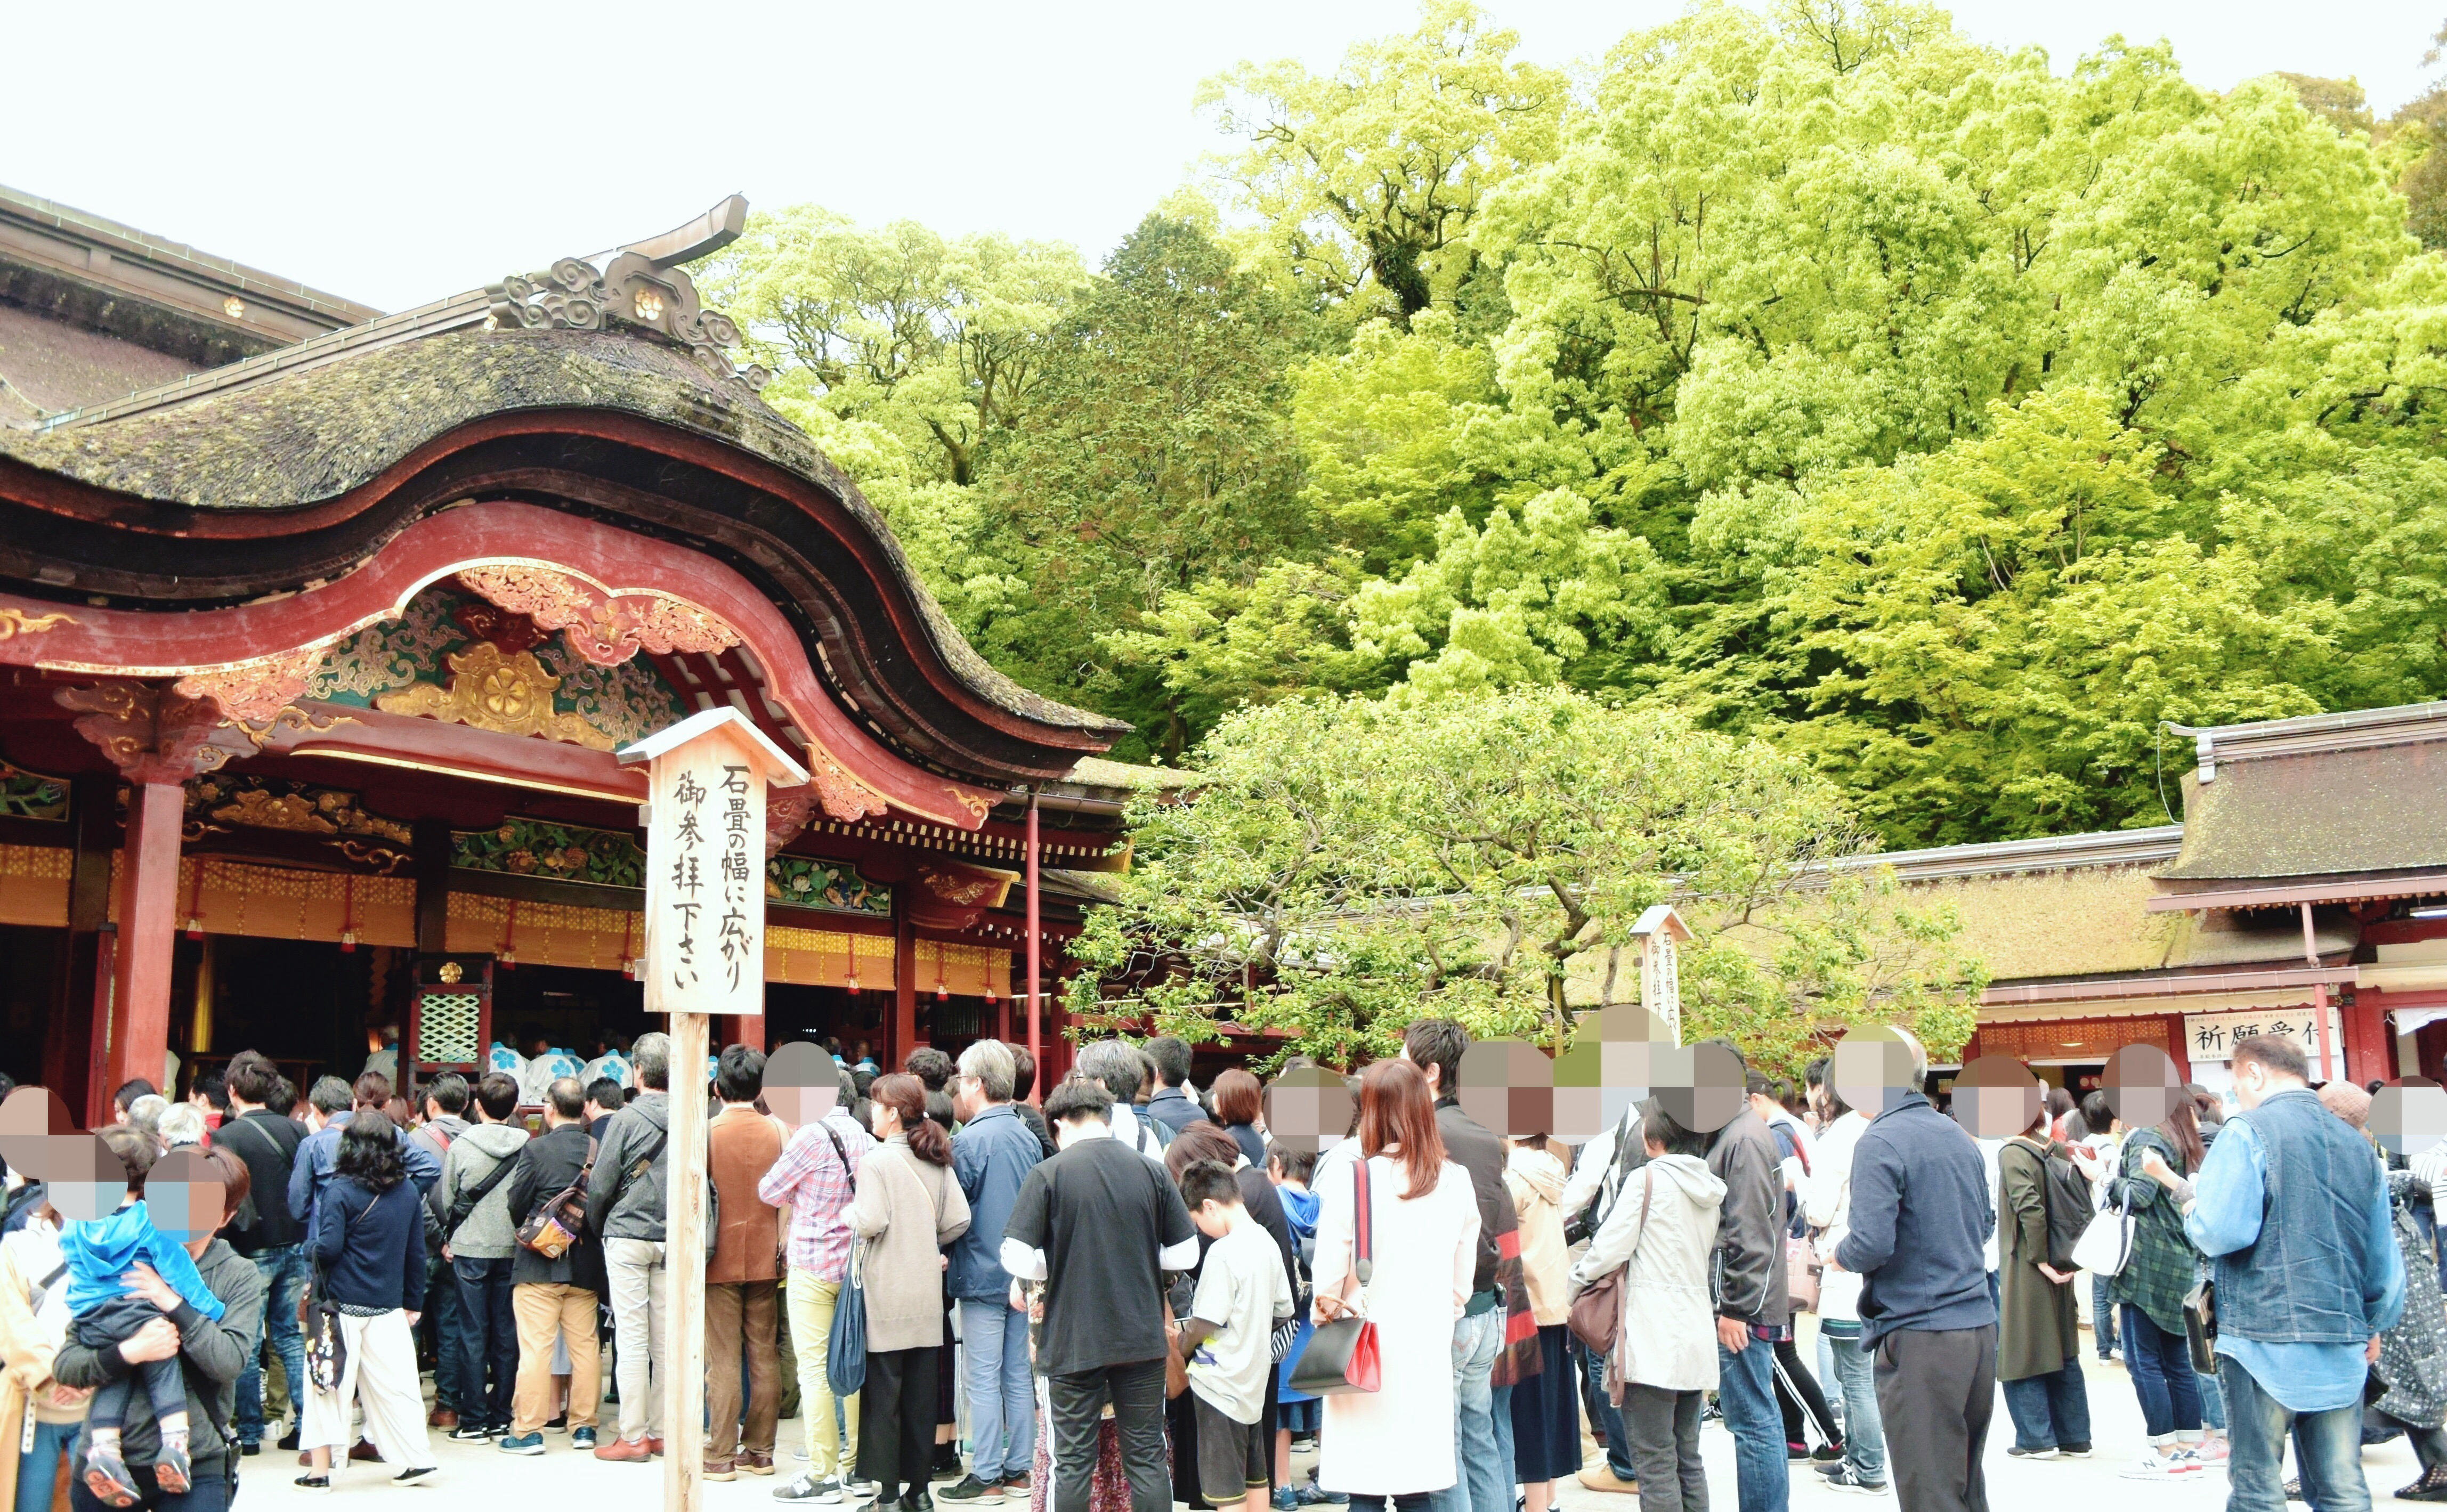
[64,1191,228,1501]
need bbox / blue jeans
[17,1418,77,1512]
[1489,1384,1513,1493]
[2092,1275,2118,1355]
[236,1243,308,1442]
[1717,1336,1789,1512]
[2220,1353,2370,1512]
[1426,1306,1503,1512]
[2121,1306,2202,1439]
[1576,1335,1635,1480]
[453,1254,517,1429]
[1821,1322,1886,1484]
[2200,1359,2227,1431]
[426,1252,464,1413]
[960,1297,1035,1482]
[2000,1354,2091,1452]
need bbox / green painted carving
[0,762,69,821]
[767,853,892,916]
[307,585,686,747]
[453,817,645,888]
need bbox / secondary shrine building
[0,185,1145,1124]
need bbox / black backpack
[2022,1136,2093,1271]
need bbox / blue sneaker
[1273,1490,1300,1512]
[499,1433,546,1457]
[572,1428,598,1451]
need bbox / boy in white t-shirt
[1173,1160,1294,1512]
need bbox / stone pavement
[237,1342,2422,1511]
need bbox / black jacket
[1706,1106,1790,1329]
[1435,1098,1518,1296]
[215,1109,306,1254]
[55,1238,264,1478]
[506,1122,607,1292]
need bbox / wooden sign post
[619,709,809,1512]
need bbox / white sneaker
[2120,1452,2202,1480]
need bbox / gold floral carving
[374,642,613,750]
[175,644,330,728]
[454,566,740,667]
[186,777,414,846]
[0,608,71,641]
[766,792,817,857]
[943,786,994,824]
[919,865,1016,909]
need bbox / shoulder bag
[1286,1157,1380,1395]
[304,1189,384,1393]
[1563,1107,1643,1248]
[514,1138,597,1260]
[2070,1136,2152,1278]
[827,1238,869,1396]
[1569,1166,1649,1356]
[442,1147,521,1243]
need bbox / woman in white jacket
[1566,1103,1725,1512]
[1802,1078,1888,1494]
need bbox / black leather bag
[1287,1158,1380,1396]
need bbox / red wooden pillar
[892,892,917,1069]
[1026,791,1041,1095]
[2343,988,2390,1086]
[717,1015,766,1053]
[108,781,184,1099]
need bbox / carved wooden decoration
[55,684,231,783]
[374,642,613,750]
[174,643,333,728]
[453,566,741,666]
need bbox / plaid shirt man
[758,1106,874,1280]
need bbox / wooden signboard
[618,709,808,1512]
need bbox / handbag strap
[1352,1156,1373,1285]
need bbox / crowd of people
[0,1020,2434,1512]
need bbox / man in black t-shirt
[1002,1078,1200,1512]
[217,1054,310,1451]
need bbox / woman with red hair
[1308,1060,1480,1512]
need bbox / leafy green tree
[1197,0,1563,321]
[1066,687,1982,1074]
[1291,311,1501,571]
[702,206,1083,484]
[975,216,1315,757]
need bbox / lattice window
[417,991,484,1065]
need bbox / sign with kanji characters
[2181,1007,2339,1069]
[619,709,810,1019]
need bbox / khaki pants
[300,1310,433,1469]
[604,1237,667,1444]
[787,1270,860,1476]
[512,1283,601,1436]
[708,1279,781,1460]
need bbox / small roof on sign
[1630,904,1692,943]
[615,706,812,787]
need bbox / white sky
[5,0,2438,313]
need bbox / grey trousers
[1620,1384,1708,1512]
[1870,1325,1995,1512]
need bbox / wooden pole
[1026,791,1041,1096]
[109,779,184,1098]
[663,1008,710,1510]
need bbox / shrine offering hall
[0,187,1155,1122]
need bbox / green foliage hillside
[706,0,2447,851]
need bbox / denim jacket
[2187,1088,2403,1346]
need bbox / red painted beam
[0,500,1002,829]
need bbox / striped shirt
[758,1108,873,1280]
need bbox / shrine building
[0,185,1149,1123]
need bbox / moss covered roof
[2160,744,2447,880]
[0,326,1122,737]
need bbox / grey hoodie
[587,1091,669,1241]
[1569,1151,1727,1393]
[436,1121,531,1259]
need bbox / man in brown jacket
[706,1045,787,1480]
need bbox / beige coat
[0,1222,82,1512]
[1567,1151,1726,1393]
[847,1135,972,1352]
[1503,1145,1571,1327]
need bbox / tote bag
[1286,1157,1380,1395]
[827,1235,869,1397]
[2069,1190,2136,1278]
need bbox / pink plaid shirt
[759,1109,873,1281]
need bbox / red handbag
[1286,1156,1381,1394]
